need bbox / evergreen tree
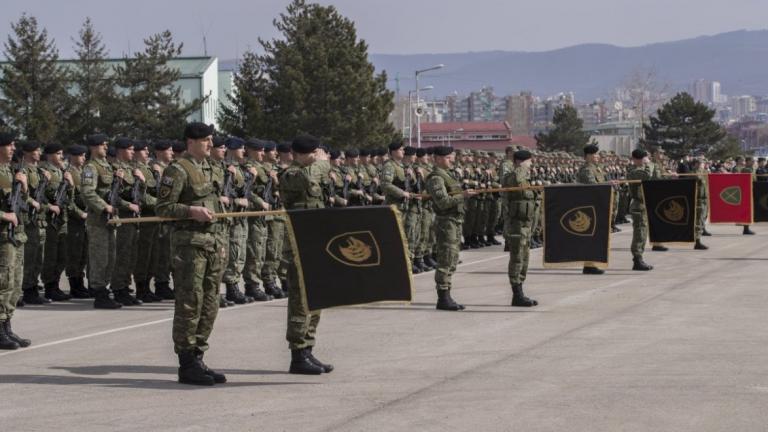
[706,135,747,161]
[218,50,269,137]
[642,92,725,158]
[0,14,69,142]
[112,31,202,139]
[259,0,394,147]
[535,105,593,153]
[65,17,118,142]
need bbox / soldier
[692,158,709,250]
[279,135,333,375]
[156,122,227,386]
[502,149,539,307]
[737,156,756,235]
[20,141,52,305]
[626,149,655,271]
[402,146,425,271]
[81,134,123,309]
[0,132,31,349]
[132,140,163,302]
[39,143,74,301]
[381,140,422,269]
[210,136,238,308]
[576,144,609,275]
[415,148,437,269]
[151,140,176,300]
[276,143,293,291]
[242,139,274,301]
[425,146,476,311]
[64,144,90,299]
[260,141,286,299]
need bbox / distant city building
[588,120,642,156]
[419,121,535,151]
[690,79,724,105]
[732,95,757,119]
[505,92,534,135]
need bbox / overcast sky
[1,0,766,59]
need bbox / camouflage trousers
[154,224,172,285]
[463,198,479,238]
[86,215,116,289]
[171,231,225,354]
[485,198,502,237]
[111,222,138,289]
[630,205,648,259]
[65,219,88,279]
[133,221,159,284]
[416,208,434,257]
[22,223,45,289]
[262,217,285,285]
[0,241,24,321]
[222,218,248,285]
[434,216,462,291]
[695,200,707,240]
[243,217,267,285]
[285,246,320,350]
[472,198,490,236]
[404,207,421,260]
[41,224,67,285]
[505,218,532,285]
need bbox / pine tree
[535,105,593,153]
[259,0,395,147]
[218,50,269,137]
[112,31,202,139]
[65,17,118,143]
[642,92,725,158]
[0,14,69,142]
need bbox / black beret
[226,137,245,150]
[388,140,404,151]
[345,148,360,158]
[113,137,133,149]
[426,147,435,155]
[67,144,88,156]
[759,157,766,162]
[378,148,387,156]
[133,140,149,151]
[184,122,214,140]
[21,141,40,152]
[246,138,265,151]
[277,142,291,153]
[631,149,648,159]
[513,150,532,161]
[292,135,320,154]
[583,144,599,155]
[416,148,427,157]
[318,144,329,153]
[359,148,370,157]
[433,146,454,157]
[153,140,172,151]
[0,132,16,146]
[403,146,417,156]
[263,141,277,152]
[212,136,227,148]
[172,141,187,153]
[107,146,117,158]
[329,150,342,160]
[43,143,64,154]
[85,134,109,147]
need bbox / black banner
[642,179,698,243]
[286,206,412,311]
[544,184,613,268]
[753,181,768,222]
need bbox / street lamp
[415,64,444,148]
[408,85,434,146]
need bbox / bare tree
[620,66,671,138]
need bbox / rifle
[49,179,70,230]
[242,170,256,202]
[130,179,144,218]
[263,175,275,207]
[29,168,50,219]
[7,161,25,246]
[222,168,236,211]
[104,176,122,222]
[152,167,162,197]
[341,176,350,201]
[356,175,370,206]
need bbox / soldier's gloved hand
[49,204,61,215]
[127,203,140,214]
[188,206,213,222]
[2,212,18,226]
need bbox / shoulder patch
[161,176,174,187]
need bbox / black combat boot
[264,281,285,299]
[306,346,334,373]
[436,290,465,311]
[16,298,25,307]
[154,281,175,300]
[135,281,157,303]
[511,283,538,307]
[45,280,72,302]
[504,242,510,252]
[245,282,272,301]
[486,235,501,246]
[279,279,289,298]
[469,234,482,249]
[178,350,215,386]
[219,295,233,308]
[702,228,712,236]
[194,349,227,383]
[611,225,621,233]
[411,259,422,274]
[0,321,19,350]
[23,286,51,305]
[582,266,605,275]
[4,319,30,348]
[68,277,91,299]
[694,240,709,250]
[113,288,143,306]
[413,257,430,272]
[651,245,669,251]
[93,287,122,309]
[743,225,756,235]
[632,257,653,271]
[462,236,472,250]
[423,255,438,269]
[289,348,324,375]
[225,283,254,304]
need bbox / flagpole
[108,209,287,225]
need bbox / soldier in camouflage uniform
[132,141,163,302]
[415,148,437,269]
[403,146,426,271]
[64,144,90,298]
[279,135,333,375]
[260,141,286,299]
[736,156,756,235]
[242,139,273,301]
[151,140,176,300]
[692,158,709,250]
[576,144,609,275]
[0,132,31,349]
[425,146,476,311]
[20,142,51,305]
[156,122,228,386]
[625,149,655,271]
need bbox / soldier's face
[265,150,277,162]
[48,150,64,166]
[0,143,13,161]
[436,154,453,169]
[91,143,107,158]
[187,136,212,159]
[211,146,226,160]
[391,148,404,160]
[227,148,245,161]
[70,154,85,167]
[117,147,134,161]
[135,149,149,163]
[155,148,173,163]
[24,149,41,162]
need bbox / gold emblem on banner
[326,231,381,267]
[655,196,689,225]
[720,186,742,205]
[560,206,597,237]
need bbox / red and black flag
[641,179,698,243]
[285,206,413,311]
[753,181,768,222]
[543,184,613,269]
[708,173,753,224]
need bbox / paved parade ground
[2,225,768,431]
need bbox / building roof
[420,121,511,134]
[1,56,217,79]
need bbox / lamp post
[415,64,444,148]
[408,85,434,146]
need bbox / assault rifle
[49,180,70,230]
[29,168,50,219]
[104,176,122,222]
[131,179,144,218]
[7,162,25,246]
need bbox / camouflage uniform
[65,163,88,292]
[426,166,465,292]
[0,162,27,329]
[21,166,47,300]
[39,160,71,298]
[242,159,270,293]
[503,165,535,285]
[110,159,144,300]
[132,160,160,299]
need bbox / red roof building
[416,121,536,151]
